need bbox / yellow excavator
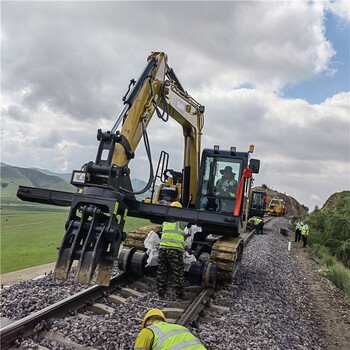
[17,52,260,287]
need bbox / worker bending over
[248,216,264,235]
[134,308,207,350]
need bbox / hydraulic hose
[119,121,154,195]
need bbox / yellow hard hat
[170,201,182,208]
[141,308,166,329]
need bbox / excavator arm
[103,52,204,205]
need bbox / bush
[313,243,350,297]
[322,263,350,296]
[313,244,334,266]
[308,197,350,268]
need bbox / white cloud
[324,0,350,21]
[1,1,349,212]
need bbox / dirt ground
[289,236,350,350]
[1,262,56,286]
[1,237,350,349]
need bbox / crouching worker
[134,308,207,350]
[253,217,264,235]
[247,217,264,234]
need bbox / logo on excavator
[175,98,186,112]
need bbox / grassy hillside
[308,191,350,266]
[307,191,350,295]
[1,168,33,202]
[1,165,75,199]
[320,191,350,213]
[0,164,149,203]
[29,167,72,183]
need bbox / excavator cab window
[252,192,266,208]
[198,156,242,213]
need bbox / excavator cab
[196,147,252,216]
[249,190,267,218]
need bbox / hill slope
[320,190,350,213]
[252,186,308,217]
[1,165,75,199]
[0,164,150,203]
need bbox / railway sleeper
[86,303,114,315]
[38,330,97,350]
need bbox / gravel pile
[2,217,326,349]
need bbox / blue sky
[1,1,349,212]
[284,11,349,103]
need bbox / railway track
[1,220,270,349]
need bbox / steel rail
[0,272,130,349]
[177,216,274,326]
[176,288,214,326]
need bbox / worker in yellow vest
[157,201,187,300]
[301,223,309,247]
[134,308,207,350]
[254,217,264,235]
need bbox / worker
[247,217,264,234]
[301,222,309,247]
[215,166,238,198]
[157,201,187,300]
[254,216,264,235]
[294,221,302,242]
[134,308,207,349]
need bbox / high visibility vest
[148,322,206,350]
[301,225,309,236]
[254,218,262,225]
[216,179,237,197]
[160,222,184,250]
[228,180,237,197]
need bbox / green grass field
[1,205,151,274]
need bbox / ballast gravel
[1,217,326,349]
[1,271,86,320]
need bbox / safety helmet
[141,308,166,329]
[170,201,182,208]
